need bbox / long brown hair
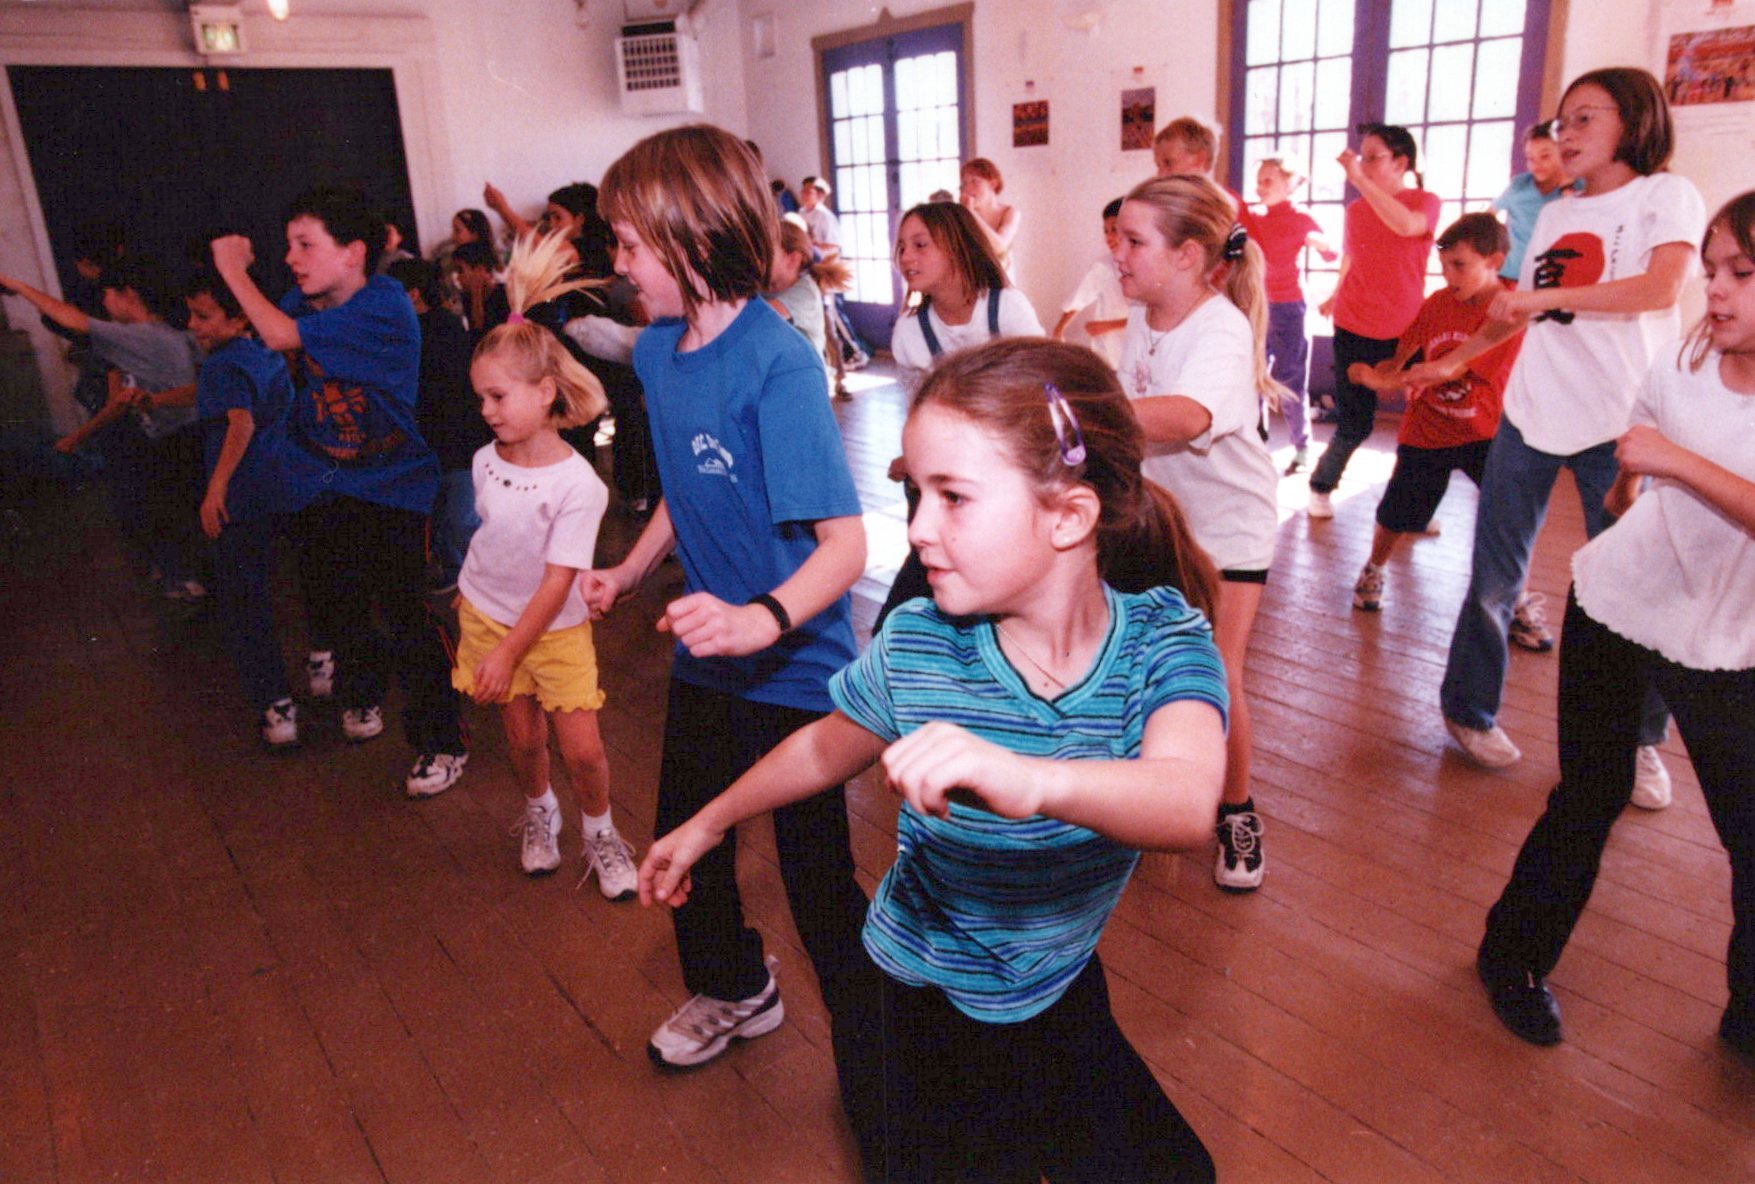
[894,201,1009,308]
[471,230,606,428]
[1682,190,1755,373]
[912,338,1218,619]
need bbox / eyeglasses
[1044,383,1086,466]
[1551,105,1617,135]
[1359,151,1394,163]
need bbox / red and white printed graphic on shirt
[1529,232,1606,325]
[1398,284,1522,450]
[291,351,408,464]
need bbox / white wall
[0,0,748,432]
[737,0,1223,344]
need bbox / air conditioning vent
[615,20,703,116]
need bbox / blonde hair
[471,230,607,429]
[1123,174,1287,403]
[1154,117,1218,169]
[913,339,1218,618]
[1256,156,1304,190]
[776,219,851,293]
[598,124,774,321]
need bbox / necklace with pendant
[996,621,1068,691]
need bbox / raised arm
[211,237,302,352]
[483,181,534,241]
[0,273,90,334]
[881,698,1226,851]
[640,710,888,904]
[1339,150,1432,238]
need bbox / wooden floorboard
[2,358,1751,1183]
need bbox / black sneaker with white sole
[1214,810,1265,892]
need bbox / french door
[821,20,966,346]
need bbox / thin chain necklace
[996,621,1068,690]
[1147,289,1213,354]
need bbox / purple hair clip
[1044,383,1087,466]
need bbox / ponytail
[472,230,607,428]
[1220,236,1290,404]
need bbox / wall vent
[615,19,703,116]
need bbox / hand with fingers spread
[661,591,781,657]
[881,721,1042,821]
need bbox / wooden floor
[2,362,1751,1183]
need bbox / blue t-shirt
[831,585,1229,1023]
[277,275,438,513]
[196,335,293,523]
[1492,173,1578,281]
[634,299,858,712]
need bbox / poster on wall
[1665,25,1755,105]
[1013,101,1050,147]
[1121,87,1155,151]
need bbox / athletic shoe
[1416,519,1443,537]
[1509,592,1555,653]
[1445,718,1521,768]
[261,699,299,748]
[405,752,467,798]
[306,651,335,699]
[1283,447,1310,476]
[516,798,562,876]
[1214,810,1265,892]
[341,705,384,742]
[1353,564,1384,612]
[648,957,786,1069]
[1307,490,1334,519]
[1477,948,1562,1046]
[1630,745,1673,811]
[580,822,638,901]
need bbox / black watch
[748,592,792,634]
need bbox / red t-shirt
[1396,281,1522,450]
[1253,201,1322,303]
[1333,187,1442,340]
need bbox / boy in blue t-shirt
[187,270,299,746]
[1491,120,1577,281]
[212,186,467,797]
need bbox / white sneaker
[580,821,638,901]
[1214,810,1266,892]
[1308,490,1334,519]
[1445,718,1521,768]
[515,798,562,875]
[341,705,384,742]
[261,699,298,748]
[1630,745,1673,810]
[405,752,467,798]
[306,650,335,699]
[648,956,785,1069]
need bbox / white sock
[528,786,558,813]
[582,806,614,834]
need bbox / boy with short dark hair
[1050,197,1128,369]
[4,254,205,597]
[1346,213,1523,613]
[211,185,468,796]
[451,240,507,335]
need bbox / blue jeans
[430,468,479,585]
[1440,419,1665,743]
[1267,301,1311,451]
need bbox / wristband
[748,592,792,634]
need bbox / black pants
[1309,326,1399,495]
[1481,590,1755,1025]
[654,678,880,1128]
[288,496,463,754]
[867,957,1214,1183]
[210,513,290,712]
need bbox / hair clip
[1222,222,1249,262]
[1044,383,1087,466]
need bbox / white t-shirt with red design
[1501,172,1705,455]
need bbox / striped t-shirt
[830,584,1228,1023]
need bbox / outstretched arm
[1489,242,1694,321]
[640,711,887,904]
[881,699,1226,851]
[0,273,89,334]
[1400,316,1524,389]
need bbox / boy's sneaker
[515,798,562,876]
[1353,563,1384,612]
[1509,592,1554,653]
[580,822,638,901]
[1283,447,1310,475]
[649,956,785,1069]
[306,651,335,699]
[341,705,384,742]
[405,752,467,798]
[1214,810,1265,892]
[1630,745,1672,810]
[261,699,299,748]
[1307,490,1334,519]
[1445,718,1521,768]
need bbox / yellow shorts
[452,596,607,713]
